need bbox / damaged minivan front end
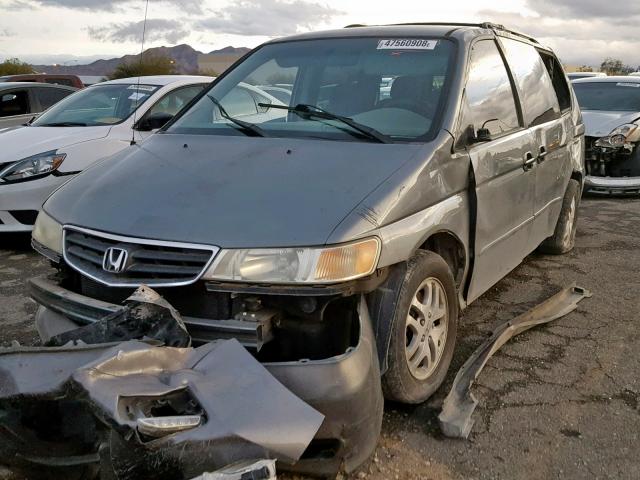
[24,185,391,477]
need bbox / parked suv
[0,74,84,89]
[27,23,584,478]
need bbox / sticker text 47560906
[377,39,438,50]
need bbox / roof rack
[344,22,539,45]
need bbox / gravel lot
[1,197,639,480]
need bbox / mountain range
[32,44,251,77]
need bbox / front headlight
[203,237,381,284]
[0,150,66,183]
[595,123,640,148]
[32,211,63,254]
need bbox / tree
[600,57,635,76]
[577,65,593,72]
[109,53,177,80]
[0,58,35,75]
[198,68,219,77]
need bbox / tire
[382,250,458,404]
[538,179,580,255]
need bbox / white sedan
[0,75,213,232]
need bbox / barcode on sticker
[377,39,438,50]
[128,85,158,91]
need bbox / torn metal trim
[438,284,592,439]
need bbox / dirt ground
[1,197,639,480]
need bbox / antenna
[131,0,150,146]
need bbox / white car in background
[0,75,213,232]
[567,72,606,81]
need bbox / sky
[0,0,638,68]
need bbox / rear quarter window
[538,51,571,112]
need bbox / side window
[538,51,571,111]
[145,85,205,118]
[500,38,560,127]
[460,39,520,141]
[0,90,29,117]
[35,87,73,110]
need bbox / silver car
[24,22,584,478]
[573,75,640,193]
[0,82,76,129]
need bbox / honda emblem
[102,247,128,273]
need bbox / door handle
[523,152,536,171]
[537,146,548,163]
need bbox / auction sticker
[128,85,158,92]
[616,82,640,88]
[377,39,438,50]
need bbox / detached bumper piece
[438,284,592,439]
[0,339,323,479]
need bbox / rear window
[573,82,640,111]
[44,78,75,87]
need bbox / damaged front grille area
[585,135,640,178]
[63,226,219,287]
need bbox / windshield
[168,37,454,142]
[33,83,159,127]
[574,82,640,111]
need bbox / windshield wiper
[207,95,267,137]
[258,103,391,144]
[37,122,87,127]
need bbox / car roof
[99,75,214,86]
[265,22,539,45]
[572,76,640,84]
[0,82,77,90]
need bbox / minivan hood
[582,110,640,138]
[0,126,110,163]
[45,134,423,248]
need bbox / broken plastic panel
[192,459,277,480]
[438,284,592,439]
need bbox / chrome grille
[63,226,219,287]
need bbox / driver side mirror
[473,127,492,143]
[136,112,174,132]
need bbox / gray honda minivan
[27,22,584,478]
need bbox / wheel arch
[416,230,467,290]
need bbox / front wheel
[382,250,458,404]
[538,179,580,255]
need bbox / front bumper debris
[0,339,323,479]
[15,280,384,478]
[438,285,592,439]
[192,459,276,480]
